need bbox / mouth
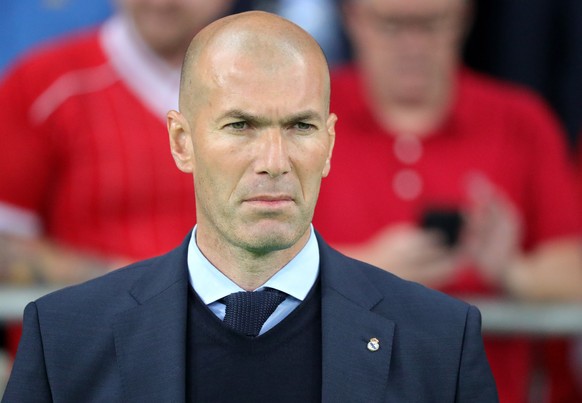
[243,195,295,208]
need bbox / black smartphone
[420,207,464,248]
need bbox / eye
[295,122,315,131]
[226,121,248,130]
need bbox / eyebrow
[218,109,323,127]
[281,110,323,126]
[218,110,269,126]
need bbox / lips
[245,195,294,202]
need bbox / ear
[167,110,195,173]
[322,113,337,178]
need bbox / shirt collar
[99,14,180,119]
[188,225,320,304]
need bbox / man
[313,0,582,402]
[0,0,238,285]
[2,11,497,402]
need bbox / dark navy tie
[222,289,286,337]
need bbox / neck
[122,15,188,69]
[380,97,450,137]
[154,46,188,68]
[196,228,311,291]
[368,75,455,137]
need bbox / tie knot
[223,289,286,337]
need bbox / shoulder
[34,256,161,317]
[33,235,189,316]
[355,254,470,316]
[0,29,109,108]
[457,68,565,147]
[13,29,104,69]
[318,240,482,373]
[355,259,484,358]
[0,26,123,127]
[318,236,473,323]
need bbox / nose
[256,128,291,178]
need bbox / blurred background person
[313,0,582,402]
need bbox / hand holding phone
[420,207,464,248]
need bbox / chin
[238,224,308,255]
[393,82,430,101]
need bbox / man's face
[345,0,467,101]
[173,47,336,255]
[118,0,233,58]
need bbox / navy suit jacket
[3,233,498,402]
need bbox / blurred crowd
[1,1,582,402]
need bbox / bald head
[178,11,330,118]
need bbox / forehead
[195,45,327,115]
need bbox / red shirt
[0,26,195,261]
[315,65,582,403]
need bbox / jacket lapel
[318,235,395,402]
[112,236,191,403]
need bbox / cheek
[193,150,242,200]
[295,145,330,189]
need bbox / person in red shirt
[314,0,582,402]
